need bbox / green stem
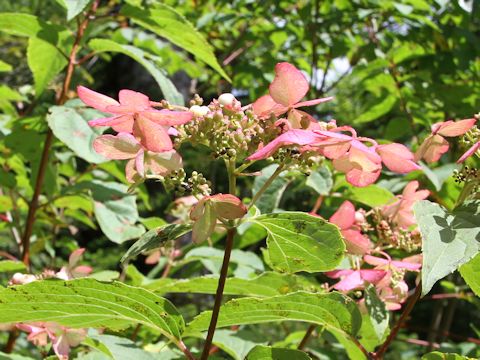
[248,163,285,210]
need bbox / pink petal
[142,109,193,126]
[191,202,217,244]
[333,271,364,291]
[377,143,421,173]
[88,114,134,133]
[247,129,323,160]
[72,265,93,276]
[251,94,288,118]
[415,134,449,163]
[390,260,421,271]
[145,150,183,176]
[52,334,71,360]
[125,159,140,183]
[93,133,140,159]
[269,62,309,107]
[118,89,150,108]
[457,141,480,163]
[330,201,356,229]
[294,96,333,108]
[135,150,145,177]
[325,269,353,279]
[363,255,389,267]
[77,86,119,112]
[342,229,372,255]
[133,115,173,152]
[360,269,387,284]
[345,168,381,187]
[435,118,476,137]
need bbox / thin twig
[248,164,285,210]
[20,0,100,267]
[298,324,316,350]
[372,282,422,359]
[200,228,236,360]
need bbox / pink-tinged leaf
[294,96,333,108]
[145,150,183,176]
[211,194,247,220]
[348,145,382,173]
[329,201,356,230]
[342,229,372,255]
[377,143,421,173]
[360,269,387,284]
[118,89,150,108]
[190,197,207,221]
[191,202,217,244]
[269,62,309,107]
[247,129,323,160]
[251,94,287,118]
[135,150,145,177]
[125,159,141,183]
[93,133,140,159]
[68,248,85,269]
[142,109,193,126]
[364,255,421,271]
[77,86,119,112]
[71,265,93,276]
[414,134,449,163]
[133,115,173,152]
[457,141,480,163]
[333,271,364,291]
[434,118,476,137]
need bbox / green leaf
[0,279,184,341]
[0,352,35,360]
[90,181,145,244]
[146,272,322,297]
[0,260,26,273]
[355,94,397,124]
[120,3,231,82]
[184,247,264,278]
[85,334,156,360]
[364,285,389,342]
[249,212,345,273]
[213,329,266,360]
[252,164,289,213]
[27,35,67,96]
[459,253,480,296]
[121,223,191,263]
[421,352,469,360]
[328,328,367,360]
[0,13,61,43]
[0,59,12,72]
[89,39,184,105]
[47,103,107,163]
[414,200,480,296]
[186,292,361,337]
[56,0,92,21]
[245,345,311,360]
[306,166,333,195]
[343,184,395,208]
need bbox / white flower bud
[189,105,209,116]
[218,93,236,107]
[10,272,37,285]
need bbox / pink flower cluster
[415,117,478,163]
[248,127,420,187]
[17,323,86,360]
[77,87,193,183]
[326,180,428,309]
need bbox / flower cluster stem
[248,163,285,210]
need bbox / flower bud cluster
[161,168,212,197]
[176,94,280,160]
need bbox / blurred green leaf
[47,104,107,163]
[89,39,184,105]
[120,3,231,82]
[306,166,333,195]
[246,345,311,360]
[56,0,92,21]
[252,164,289,213]
[459,253,480,297]
[0,260,26,273]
